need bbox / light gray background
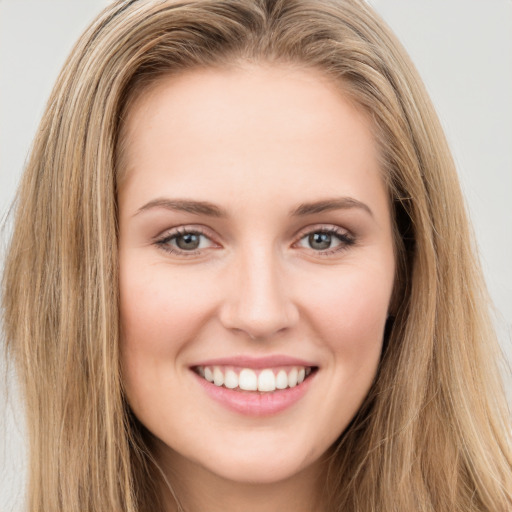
[1,1,511,510]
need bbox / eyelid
[152,223,356,257]
[153,225,220,256]
[294,222,352,237]
[292,224,356,254]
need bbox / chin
[197,451,318,485]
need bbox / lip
[191,354,318,369]
[191,355,318,417]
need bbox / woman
[2,0,511,511]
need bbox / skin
[118,64,396,512]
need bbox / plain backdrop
[1,1,511,510]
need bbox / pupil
[177,233,200,250]
[309,232,331,250]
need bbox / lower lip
[193,371,316,417]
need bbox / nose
[218,245,299,340]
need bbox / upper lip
[190,355,318,369]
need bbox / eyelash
[154,225,356,257]
[154,227,213,255]
[294,226,356,255]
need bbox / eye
[155,228,217,255]
[296,227,355,254]
[173,232,203,250]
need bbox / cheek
[301,261,393,363]
[118,261,212,409]
[119,260,214,353]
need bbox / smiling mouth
[192,365,317,393]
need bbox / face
[118,65,395,489]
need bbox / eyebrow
[134,196,373,218]
[134,198,227,218]
[290,197,373,217]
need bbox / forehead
[118,64,387,216]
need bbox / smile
[194,365,315,393]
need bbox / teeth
[224,369,238,389]
[204,367,214,383]
[197,365,314,392]
[288,367,298,387]
[239,369,257,391]
[275,370,288,389]
[213,367,224,386]
[258,369,276,392]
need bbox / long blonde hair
[2,0,511,510]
